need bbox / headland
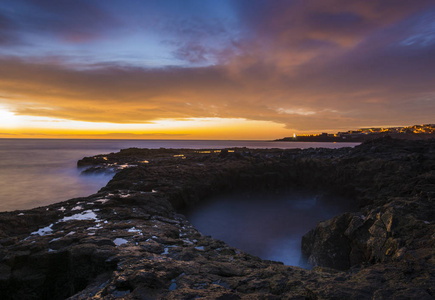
[0,137,434,299]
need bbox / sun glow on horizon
[0,107,19,128]
[0,111,292,140]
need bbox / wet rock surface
[0,138,434,299]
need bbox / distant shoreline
[275,133,435,143]
[275,124,435,142]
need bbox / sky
[0,0,434,140]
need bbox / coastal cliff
[0,138,434,299]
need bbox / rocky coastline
[0,137,434,299]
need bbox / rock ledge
[0,138,434,299]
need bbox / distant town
[276,124,435,142]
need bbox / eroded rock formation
[0,138,434,299]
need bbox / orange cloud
[0,0,434,139]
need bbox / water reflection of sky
[186,191,346,268]
[0,145,114,212]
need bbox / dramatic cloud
[0,0,434,136]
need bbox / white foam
[31,224,54,236]
[71,206,83,211]
[87,226,101,230]
[94,199,109,204]
[127,227,142,233]
[60,210,99,222]
[113,238,128,246]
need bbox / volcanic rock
[0,138,433,299]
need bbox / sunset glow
[1,114,290,140]
[0,1,434,139]
[0,107,17,128]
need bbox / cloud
[0,0,434,132]
[172,43,210,64]
[0,0,120,46]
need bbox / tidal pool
[185,190,349,267]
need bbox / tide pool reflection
[185,191,347,267]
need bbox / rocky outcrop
[302,196,435,269]
[0,138,434,299]
[301,138,435,274]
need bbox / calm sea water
[186,191,348,267]
[0,139,358,212]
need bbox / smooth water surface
[0,139,358,212]
[185,191,347,267]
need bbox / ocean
[0,139,358,212]
[185,190,348,266]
